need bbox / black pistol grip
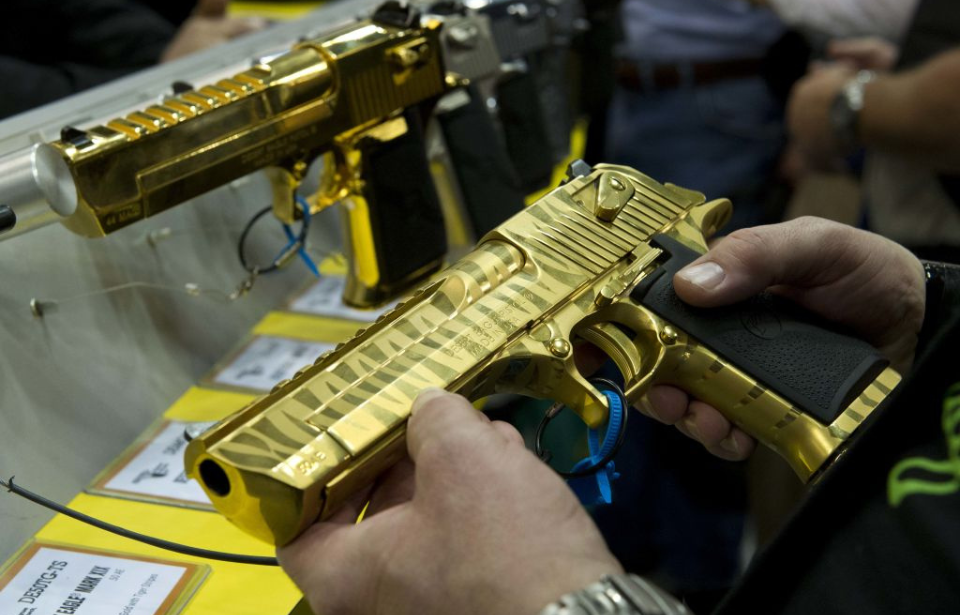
[495,70,556,194]
[344,108,448,308]
[631,234,890,426]
[436,84,526,237]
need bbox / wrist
[829,70,877,154]
[538,573,691,615]
[917,260,960,357]
[512,559,624,615]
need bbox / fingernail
[682,416,701,441]
[720,436,740,455]
[411,387,448,416]
[677,262,725,290]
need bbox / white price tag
[211,336,334,392]
[0,544,206,615]
[91,421,217,509]
[288,276,396,322]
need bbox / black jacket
[718,263,960,614]
[0,0,176,119]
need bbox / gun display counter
[0,1,589,613]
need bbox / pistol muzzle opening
[0,205,15,233]
[199,459,232,497]
[33,144,78,217]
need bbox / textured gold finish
[184,165,901,545]
[38,17,449,306]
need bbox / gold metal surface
[184,165,901,545]
[40,17,449,306]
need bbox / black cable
[237,201,311,275]
[238,206,276,274]
[535,379,629,479]
[0,476,279,566]
[238,206,281,274]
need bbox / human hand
[828,37,899,72]
[278,389,622,615]
[639,217,925,461]
[160,0,267,63]
[786,63,857,166]
[775,141,813,187]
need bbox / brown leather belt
[615,57,765,92]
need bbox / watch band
[539,574,692,615]
[917,260,960,357]
[831,69,876,153]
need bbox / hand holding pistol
[185,162,901,546]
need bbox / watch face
[830,92,853,132]
[830,90,857,149]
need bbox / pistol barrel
[0,147,63,239]
[40,48,335,237]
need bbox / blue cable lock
[566,388,625,507]
[287,196,320,277]
[238,195,320,278]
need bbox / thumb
[406,389,498,464]
[194,0,228,18]
[673,217,842,307]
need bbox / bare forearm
[762,0,917,39]
[861,48,960,173]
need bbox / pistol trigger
[555,366,609,429]
[265,167,300,225]
[316,150,354,210]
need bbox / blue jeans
[605,74,786,232]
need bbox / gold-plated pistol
[185,163,900,545]
[36,12,453,307]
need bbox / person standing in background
[593,4,800,610]
[129,0,201,28]
[0,0,267,120]
[605,0,793,233]
[762,0,919,42]
[781,0,960,261]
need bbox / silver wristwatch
[829,69,876,153]
[538,574,693,615]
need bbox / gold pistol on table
[33,5,456,307]
[184,162,901,546]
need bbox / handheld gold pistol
[185,162,900,545]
